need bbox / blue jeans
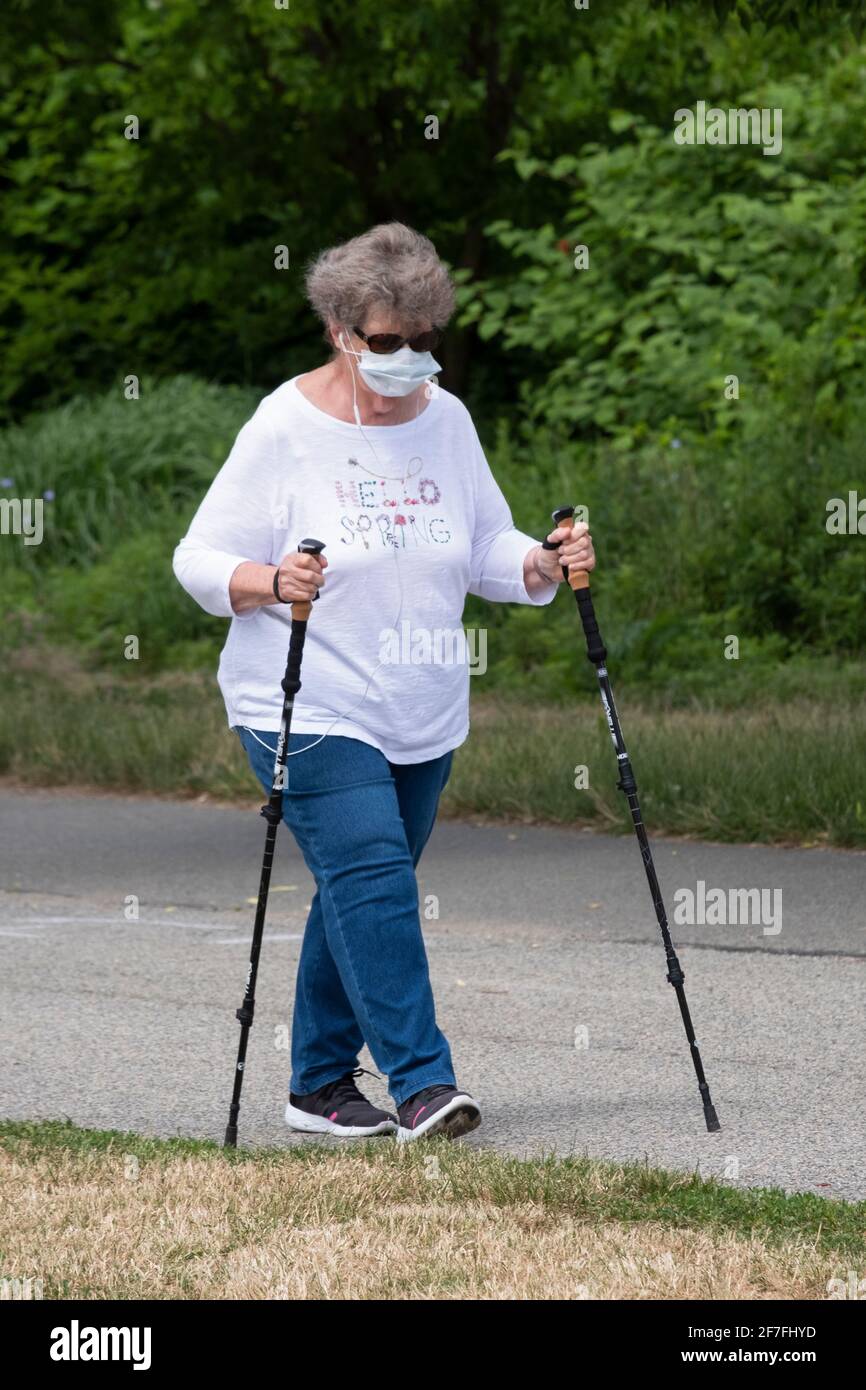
[235,728,457,1107]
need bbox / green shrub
[2,374,864,695]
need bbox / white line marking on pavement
[0,916,301,933]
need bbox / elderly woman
[173,223,595,1143]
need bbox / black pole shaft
[224,537,325,1150]
[590,651,719,1129]
[544,511,720,1132]
[223,616,309,1148]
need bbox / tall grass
[452,695,866,846]
[0,376,258,573]
[1,663,863,846]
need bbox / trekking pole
[543,506,720,1133]
[223,538,326,1149]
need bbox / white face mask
[339,333,441,397]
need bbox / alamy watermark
[674,101,782,157]
[0,496,43,545]
[826,490,866,535]
[826,1270,866,1299]
[50,1321,152,1370]
[1,1276,44,1299]
[673,880,782,936]
[378,621,487,675]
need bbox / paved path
[1,789,863,1199]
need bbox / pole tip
[704,1104,721,1133]
[224,1127,238,1149]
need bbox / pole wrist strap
[272,567,289,604]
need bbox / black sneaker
[285,1068,397,1138]
[397,1084,481,1142]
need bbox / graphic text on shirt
[336,467,452,550]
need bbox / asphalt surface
[1,788,864,1199]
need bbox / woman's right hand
[273,548,328,603]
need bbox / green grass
[2,1118,864,1259]
[0,375,259,573]
[2,661,864,846]
[451,694,866,846]
[0,663,251,800]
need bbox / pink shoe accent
[412,1104,428,1129]
[329,1110,339,1121]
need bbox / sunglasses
[352,325,442,354]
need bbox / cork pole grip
[541,504,583,585]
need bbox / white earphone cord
[243,339,429,765]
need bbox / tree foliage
[1,0,864,684]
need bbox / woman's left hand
[534,521,596,584]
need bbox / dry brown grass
[0,1139,841,1301]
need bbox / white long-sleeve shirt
[172,376,556,763]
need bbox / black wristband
[272,566,288,603]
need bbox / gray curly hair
[305,222,456,335]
